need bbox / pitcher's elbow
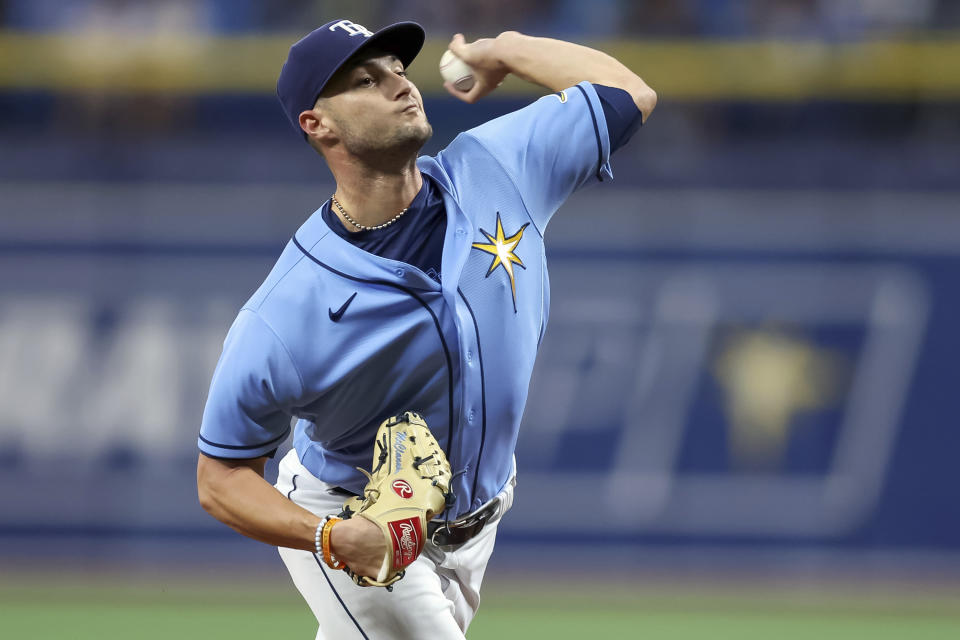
[196,455,220,515]
[197,482,216,515]
[636,86,657,122]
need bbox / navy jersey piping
[457,288,487,504]
[291,235,458,481]
[286,474,299,500]
[199,427,290,451]
[313,555,369,639]
[574,84,605,181]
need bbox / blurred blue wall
[2,109,959,562]
[1,6,959,569]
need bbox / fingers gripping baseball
[443,33,509,104]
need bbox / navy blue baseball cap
[277,19,426,137]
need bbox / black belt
[330,486,358,498]
[427,496,502,548]
[332,487,502,548]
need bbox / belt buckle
[429,495,501,548]
[430,522,453,547]
[431,519,480,548]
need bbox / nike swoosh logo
[329,292,357,322]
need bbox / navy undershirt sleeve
[593,83,643,153]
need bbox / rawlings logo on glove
[392,479,414,498]
[339,411,452,588]
[388,517,422,568]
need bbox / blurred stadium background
[2,0,960,638]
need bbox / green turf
[470,607,960,639]
[3,575,959,640]
[3,601,315,640]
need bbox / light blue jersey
[199,81,613,517]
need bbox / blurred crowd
[1,0,958,38]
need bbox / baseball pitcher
[197,17,655,639]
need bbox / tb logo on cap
[329,19,373,37]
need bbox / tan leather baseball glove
[341,411,452,588]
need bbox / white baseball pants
[274,449,514,640]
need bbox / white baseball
[439,50,475,92]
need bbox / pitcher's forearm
[494,31,656,119]
[197,454,320,551]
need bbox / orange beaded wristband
[321,516,345,570]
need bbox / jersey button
[466,349,473,362]
[456,228,465,236]
[468,410,475,422]
[394,268,404,277]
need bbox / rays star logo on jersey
[472,212,529,312]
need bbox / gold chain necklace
[331,194,409,231]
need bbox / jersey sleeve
[594,83,643,153]
[462,80,613,234]
[198,309,304,459]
